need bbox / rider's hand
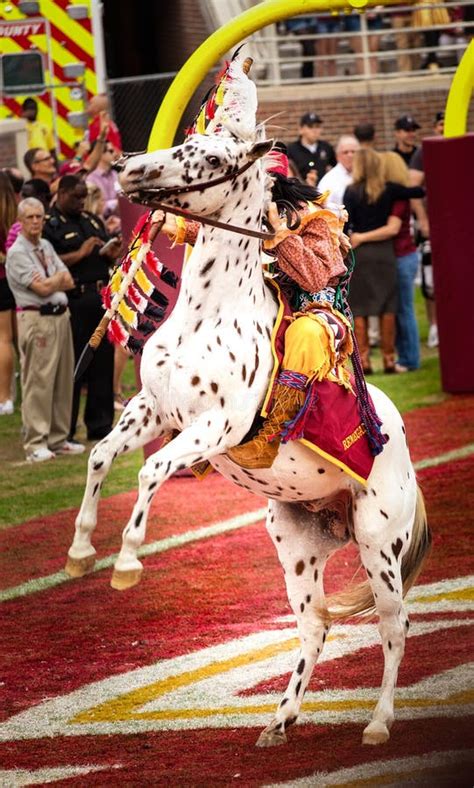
[267,202,286,233]
[153,210,177,237]
[339,232,352,257]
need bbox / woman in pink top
[0,169,22,414]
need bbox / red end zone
[0,397,473,785]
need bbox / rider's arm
[159,213,201,246]
[270,214,346,293]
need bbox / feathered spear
[74,210,171,381]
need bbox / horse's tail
[326,484,432,622]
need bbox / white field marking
[414,442,474,470]
[0,597,472,741]
[268,748,474,787]
[1,440,472,605]
[0,764,121,786]
[274,573,474,623]
[0,507,267,604]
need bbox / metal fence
[106,1,473,149]
[107,70,219,152]
[249,0,473,84]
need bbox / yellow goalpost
[146,0,472,151]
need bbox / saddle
[191,281,376,485]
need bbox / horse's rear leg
[257,500,337,747]
[355,481,418,745]
[65,392,164,577]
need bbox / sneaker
[427,324,439,348]
[0,399,14,416]
[27,447,55,463]
[54,440,86,456]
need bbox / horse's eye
[206,155,220,167]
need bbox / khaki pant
[17,310,74,455]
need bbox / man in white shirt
[6,198,84,462]
[318,135,359,206]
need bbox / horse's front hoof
[256,725,287,747]
[362,720,390,745]
[64,553,96,578]
[111,566,143,590]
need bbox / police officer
[43,174,121,441]
[287,113,336,186]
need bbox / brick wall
[257,75,474,152]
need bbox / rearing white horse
[65,58,430,748]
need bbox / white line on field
[1,442,472,604]
[0,508,267,603]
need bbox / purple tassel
[281,385,318,443]
[351,340,388,456]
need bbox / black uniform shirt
[43,205,109,284]
[393,144,418,167]
[287,139,337,182]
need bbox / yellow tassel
[118,300,137,328]
[135,267,153,295]
[196,107,206,135]
[110,269,122,293]
[173,216,187,246]
[215,81,225,105]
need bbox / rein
[134,199,275,241]
[128,156,275,242]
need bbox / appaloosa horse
[65,58,430,748]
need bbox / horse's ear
[248,139,274,161]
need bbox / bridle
[124,156,276,242]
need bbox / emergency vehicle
[0,0,105,159]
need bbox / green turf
[0,289,443,527]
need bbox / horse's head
[117,134,273,216]
[118,54,273,216]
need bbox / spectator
[21,97,56,159]
[87,94,122,153]
[318,134,359,205]
[284,16,318,79]
[85,181,121,239]
[315,14,342,77]
[390,7,415,72]
[59,116,111,179]
[343,149,423,373]
[6,198,83,462]
[412,0,451,71]
[393,115,420,166]
[0,171,19,415]
[354,123,376,148]
[43,175,121,441]
[409,111,444,349]
[343,11,384,76]
[351,152,421,372]
[23,147,57,206]
[287,113,336,186]
[7,177,51,253]
[86,141,120,218]
[383,152,420,371]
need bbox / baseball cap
[395,115,421,131]
[300,112,323,126]
[435,111,445,122]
